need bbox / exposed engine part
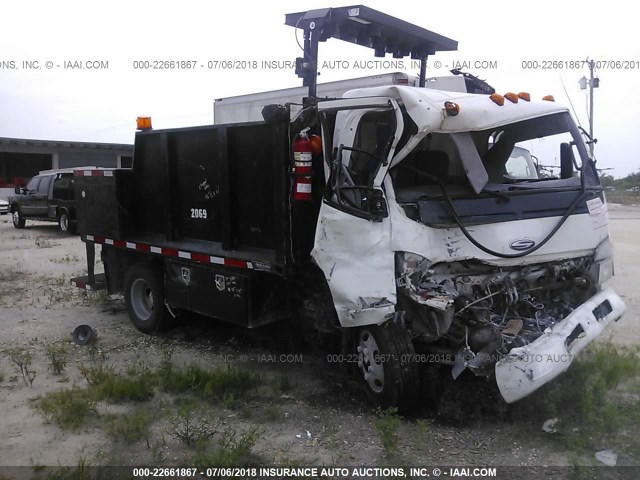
[395,253,597,377]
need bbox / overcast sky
[1,0,638,176]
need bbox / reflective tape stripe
[86,236,261,270]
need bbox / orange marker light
[542,95,555,102]
[490,93,505,106]
[444,101,460,116]
[504,92,519,103]
[136,116,152,130]
[518,92,531,102]
[309,134,323,156]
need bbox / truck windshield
[391,112,590,196]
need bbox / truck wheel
[58,210,71,233]
[124,263,168,334]
[12,209,25,229]
[357,323,419,410]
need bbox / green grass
[37,389,96,430]
[372,407,402,457]
[157,363,260,401]
[37,359,262,431]
[32,456,95,480]
[107,407,153,444]
[45,344,68,375]
[193,425,262,467]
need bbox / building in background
[0,137,133,198]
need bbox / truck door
[33,174,53,216]
[20,175,41,215]
[312,97,404,328]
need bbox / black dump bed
[74,120,290,274]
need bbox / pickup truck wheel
[58,210,71,233]
[357,323,419,410]
[124,263,168,334]
[12,209,25,229]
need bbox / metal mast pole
[588,59,595,157]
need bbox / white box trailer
[213,72,470,124]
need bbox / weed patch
[37,389,96,430]
[373,407,402,457]
[169,398,219,447]
[4,346,36,387]
[45,344,68,375]
[107,407,153,444]
[194,425,262,466]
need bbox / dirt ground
[0,204,638,474]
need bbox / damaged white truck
[71,5,625,409]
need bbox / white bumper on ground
[495,287,626,403]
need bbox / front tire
[356,322,420,410]
[12,209,25,228]
[124,263,168,334]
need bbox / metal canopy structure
[285,5,458,97]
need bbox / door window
[26,176,41,192]
[37,175,53,195]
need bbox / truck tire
[12,208,25,229]
[124,263,168,334]
[58,210,72,233]
[356,322,419,410]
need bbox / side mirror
[14,185,23,195]
[560,143,575,179]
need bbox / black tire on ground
[356,322,420,410]
[12,209,25,228]
[124,262,168,334]
[58,210,72,233]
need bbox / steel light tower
[579,59,599,157]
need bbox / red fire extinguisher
[293,128,313,201]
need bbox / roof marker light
[542,95,555,102]
[504,92,519,103]
[136,116,152,130]
[489,93,505,106]
[518,92,531,102]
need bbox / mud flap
[70,273,107,291]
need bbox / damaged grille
[396,254,597,377]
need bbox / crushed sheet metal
[495,288,626,403]
[342,85,567,134]
[311,203,396,328]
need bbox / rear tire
[124,263,168,334]
[58,210,71,233]
[12,209,25,229]
[356,322,420,410]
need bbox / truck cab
[311,85,624,404]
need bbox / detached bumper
[495,288,626,403]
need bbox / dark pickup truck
[9,169,77,233]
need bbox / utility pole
[579,59,599,157]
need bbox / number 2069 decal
[190,208,208,219]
